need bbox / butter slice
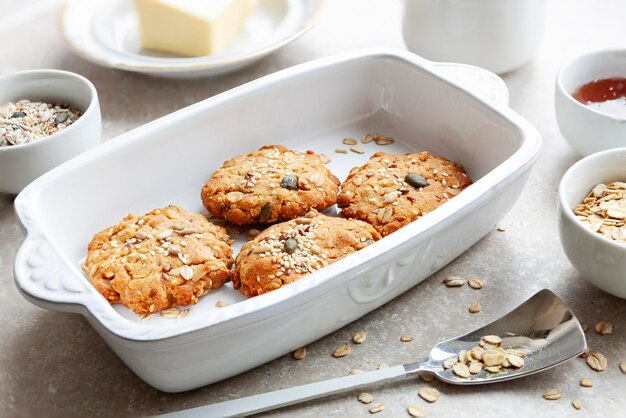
[134,0,256,57]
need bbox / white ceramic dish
[402,0,546,74]
[558,148,626,299]
[14,49,541,392]
[61,0,323,78]
[0,69,101,194]
[555,49,626,156]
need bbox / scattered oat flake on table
[468,278,483,289]
[572,399,582,410]
[362,134,374,144]
[469,302,481,313]
[580,378,593,387]
[353,331,367,344]
[543,388,561,400]
[418,387,440,403]
[407,404,427,417]
[586,352,608,371]
[581,323,589,332]
[332,344,351,358]
[215,300,227,308]
[400,335,414,342]
[343,137,357,145]
[335,148,348,154]
[357,392,374,404]
[160,307,181,318]
[579,348,590,358]
[368,402,384,414]
[378,362,389,369]
[619,361,626,374]
[293,346,306,360]
[443,276,465,287]
[496,225,506,232]
[594,321,614,335]
[419,372,435,382]
[348,369,364,375]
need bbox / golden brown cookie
[84,205,234,315]
[233,211,381,297]
[337,151,472,236]
[201,145,340,225]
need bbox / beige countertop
[1,0,625,417]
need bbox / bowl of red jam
[556,49,626,156]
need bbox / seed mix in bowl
[0,99,82,146]
[573,182,626,243]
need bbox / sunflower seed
[343,137,357,145]
[580,378,593,387]
[350,145,365,154]
[468,278,483,289]
[293,346,307,360]
[452,362,470,378]
[407,404,427,417]
[587,352,608,371]
[357,392,374,404]
[332,344,351,358]
[543,389,561,400]
[595,321,614,335]
[572,399,582,410]
[258,203,272,222]
[352,331,367,344]
[400,335,414,342]
[368,402,384,414]
[418,387,440,403]
[469,302,481,313]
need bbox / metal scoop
[160,289,586,418]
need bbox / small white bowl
[0,69,101,194]
[555,49,626,157]
[558,147,626,299]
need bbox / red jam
[572,78,626,118]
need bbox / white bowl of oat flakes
[0,69,101,194]
[558,147,626,298]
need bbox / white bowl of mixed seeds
[0,69,101,194]
[558,147,626,298]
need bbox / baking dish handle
[13,231,95,311]
[432,62,510,107]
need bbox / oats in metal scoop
[452,362,470,378]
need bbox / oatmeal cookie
[337,151,472,236]
[201,145,340,225]
[233,211,381,297]
[84,205,234,315]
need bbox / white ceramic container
[558,148,626,299]
[0,70,101,194]
[555,49,626,157]
[13,49,541,392]
[402,0,547,74]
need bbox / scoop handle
[158,365,408,418]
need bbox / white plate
[14,49,541,392]
[61,0,323,78]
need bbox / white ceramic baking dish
[13,49,541,392]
